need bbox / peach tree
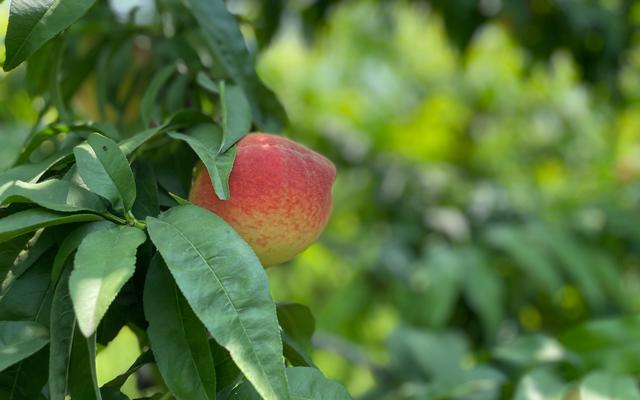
[0,0,349,399]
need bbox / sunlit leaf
[146,205,289,400]
[3,0,97,71]
[69,226,146,337]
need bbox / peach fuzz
[189,132,336,267]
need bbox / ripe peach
[189,133,336,267]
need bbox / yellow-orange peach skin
[189,133,336,267]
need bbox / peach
[189,133,336,267]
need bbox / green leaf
[74,133,136,211]
[141,64,176,127]
[48,266,76,400]
[0,255,54,399]
[51,221,115,284]
[389,328,468,380]
[168,192,190,206]
[196,72,219,94]
[484,225,562,293]
[168,126,236,200]
[0,209,102,244]
[132,161,160,219]
[219,81,252,153]
[0,346,49,400]
[230,367,352,400]
[146,205,289,400]
[0,234,32,283]
[578,371,640,400]
[0,252,54,323]
[0,152,74,186]
[0,179,106,213]
[49,37,70,123]
[1,229,55,299]
[119,128,161,157]
[14,122,120,154]
[68,332,101,400]
[493,334,568,367]
[166,74,190,113]
[26,40,55,96]
[102,350,154,390]
[461,246,503,339]
[118,110,211,156]
[529,223,605,309]
[183,0,288,132]
[277,303,317,367]
[101,387,130,400]
[144,255,217,400]
[150,142,197,199]
[277,303,315,345]
[281,331,316,368]
[69,226,146,337]
[210,340,241,392]
[0,321,49,372]
[14,124,71,166]
[412,244,464,327]
[560,315,640,373]
[3,0,97,71]
[514,367,568,400]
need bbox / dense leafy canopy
[1,0,640,399]
[0,0,348,399]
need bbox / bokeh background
[4,0,640,398]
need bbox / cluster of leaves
[0,0,350,399]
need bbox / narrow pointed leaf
[101,387,130,400]
[118,110,211,156]
[281,331,316,368]
[1,152,74,186]
[141,65,176,127]
[1,229,55,299]
[69,226,146,337]
[210,340,241,391]
[0,179,106,213]
[277,303,315,346]
[119,127,161,156]
[168,129,236,200]
[132,161,160,219]
[74,133,136,211]
[277,303,316,367]
[0,321,49,372]
[0,234,32,283]
[0,256,54,398]
[146,205,289,400]
[68,332,101,400]
[461,247,503,338]
[219,81,252,152]
[183,0,288,132]
[144,255,217,400]
[0,252,55,323]
[102,350,154,390]
[0,209,101,244]
[196,72,219,94]
[3,0,97,71]
[49,266,76,400]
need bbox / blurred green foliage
[257,1,640,398]
[3,0,640,398]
